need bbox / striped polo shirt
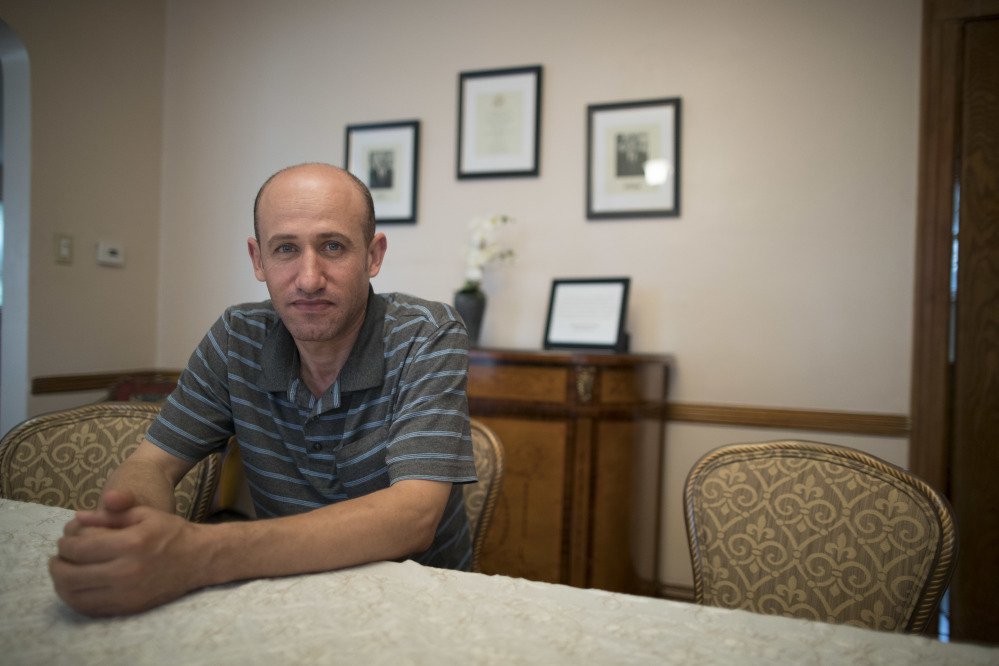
[146,289,477,570]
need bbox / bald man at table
[49,163,477,617]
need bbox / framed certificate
[345,120,419,224]
[543,277,631,351]
[457,65,542,178]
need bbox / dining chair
[684,440,957,633]
[464,419,505,572]
[0,402,221,522]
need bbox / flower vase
[454,288,486,347]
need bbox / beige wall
[2,0,922,587]
[1,0,166,417]
[159,0,920,412]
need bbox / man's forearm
[103,439,199,513]
[190,479,450,588]
[104,454,179,513]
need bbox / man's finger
[56,520,150,564]
[48,557,129,617]
[73,508,134,530]
[100,488,138,512]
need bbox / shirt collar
[259,287,385,394]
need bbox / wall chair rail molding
[31,371,909,438]
[663,402,910,438]
[32,370,182,395]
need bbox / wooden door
[949,16,999,644]
[912,0,999,643]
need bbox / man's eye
[323,241,343,252]
[275,244,296,253]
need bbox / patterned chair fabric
[0,402,221,522]
[683,440,957,633]
[463,419,505,572]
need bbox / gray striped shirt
[146,289,476,570]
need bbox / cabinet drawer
[468,364,569,404]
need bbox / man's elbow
[389,480,452,556]
[408,507,444,553]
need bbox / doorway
[0,20,30,436]
[911,0,999,644]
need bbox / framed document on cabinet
[543,277,630,351]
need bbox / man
[49,163,476,617]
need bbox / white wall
[159,0,920,412]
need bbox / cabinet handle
[576,366,596,403]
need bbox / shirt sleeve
[144,313,235,463]
[384,316,477,485]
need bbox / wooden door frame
[910,0,999,494]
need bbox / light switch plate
[96,241,125,267]
[54,234,73,265]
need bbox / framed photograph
[345,120,419,224]
[543,277,631,351]
[587,98,681,219]
[457,65,542,179]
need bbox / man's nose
[296,250,325,292]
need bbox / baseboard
[656,582,696,602]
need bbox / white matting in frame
[345,120,419,224]
[587,98,681,219]
[544,277,630,350]
[457,65,541,178]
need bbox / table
[1,499,996,665]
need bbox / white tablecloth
[1,498,996,665]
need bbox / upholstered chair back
[684,440,956,633]
[463,419,505,572]
[0,402,220,522]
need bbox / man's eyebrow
[264,231,353,248]
[265,232,351,247]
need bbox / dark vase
[454,288,486,347]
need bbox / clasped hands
[49,489,204,617]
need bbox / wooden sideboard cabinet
[467,348,672,595]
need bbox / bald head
[253,163,376,244]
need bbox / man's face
[248,166,386,347]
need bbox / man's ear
[248,237,266,282]
[367,232,388,278]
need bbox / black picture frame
[586,98,681,219]
[543,277,631,351]
[345,120,419,224]
[457,65,542,179]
